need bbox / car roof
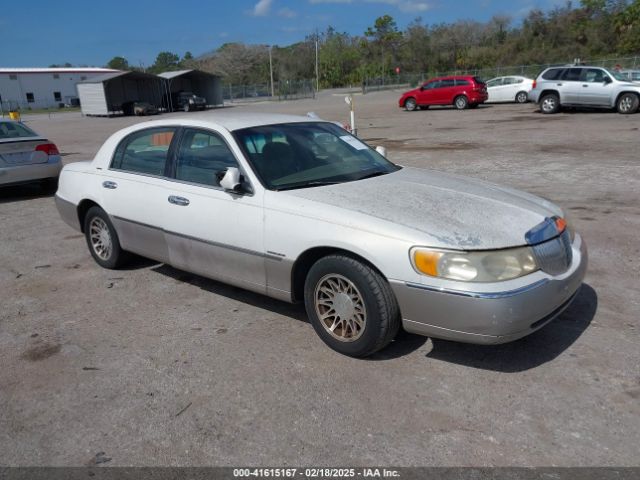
[116,112,328,133]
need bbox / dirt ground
[1,90,638,467]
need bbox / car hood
[284,167,563,250]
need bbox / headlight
[411,246,538,282]
[189,99,195,104]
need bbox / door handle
[102,181,117,189]
[556,83,563,86]
[582,84,589,87]
[168,195,190,206]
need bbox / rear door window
[455,79,471,86]
[111,127,176,176]
[439,79,456,88]
[541,68,564,80]
[561,68,582,81]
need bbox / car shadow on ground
[424,283,598,372]
[151,264,308,323]
[150,263,428,359]
[0,182,56,204]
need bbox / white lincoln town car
[55,113,587,357]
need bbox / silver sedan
[0,120,62,187]
[55,113,587,357]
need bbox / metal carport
[76,71,165,116]
[159,70,223,112]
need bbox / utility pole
[269,46,275,98]
[315,30,319,92]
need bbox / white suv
[528,65,640,114]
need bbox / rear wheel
[454,95,468,110]
[83,206,128,269]
[616,93,639,114]
[404,97,418,111]
[540,93,560,114]
[304,254,400,357]
[515,91,528,103]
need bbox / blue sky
[0,0,561,67]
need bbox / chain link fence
[363,56,640,93]
[223,79,315,103]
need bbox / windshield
[233,122,400,190]
[0,121,38,140]
[607,69,627,81]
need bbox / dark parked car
[172,91,207,112]
[399,75,488,111]
[122,101,159,116]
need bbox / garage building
[77,71,165,116]
[0,68,118,111]
[159,70,223,111]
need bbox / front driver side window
[175,129,239,187]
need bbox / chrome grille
[531,229,572,275]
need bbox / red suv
[398,75,488,111]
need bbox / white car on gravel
[55,112,587,357]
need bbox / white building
[0,67,119,111]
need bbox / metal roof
[158,69,221,79]
[0,67,117,74]
[78,70,161,83]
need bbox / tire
[540,93,560,114]
[616,93,639,114]
[515,91,528,103]
[304,254,401,357]
[83,206,128,269]
[404,97,418,111]
[183,104,190,112]
[454,95,468,110]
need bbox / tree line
[98,0,639,87]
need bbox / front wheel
[304,254,400,357]
[617,93,639,114]
[183,104,191,112]
[404,97,418,111]
[83,206,128,269]
[454,95,468,110]
[540,93,560,114]
[515,91,528,103]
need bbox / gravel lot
[1,90,639,467]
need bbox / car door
[417,80,440,105]
[559,68,583,104]
[486,77,504,102]
[102,126,177,263]
[501,77,519,101]
[161,127,267,294]
[437,79,457,104]
[579,68,614,106]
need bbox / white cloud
[251,0,273,16]
[278,7,298,17]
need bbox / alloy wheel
[89,217,113,260]
[314,274,367,342]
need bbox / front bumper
[390,235,588,344]
[0,157,62,186]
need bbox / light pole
[269,45,275,98]
[315,31,319,92]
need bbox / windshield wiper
[276,181,342,191]
[354,170,389,181]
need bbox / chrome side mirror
[220,167,242,192]
[375,146,387,157]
